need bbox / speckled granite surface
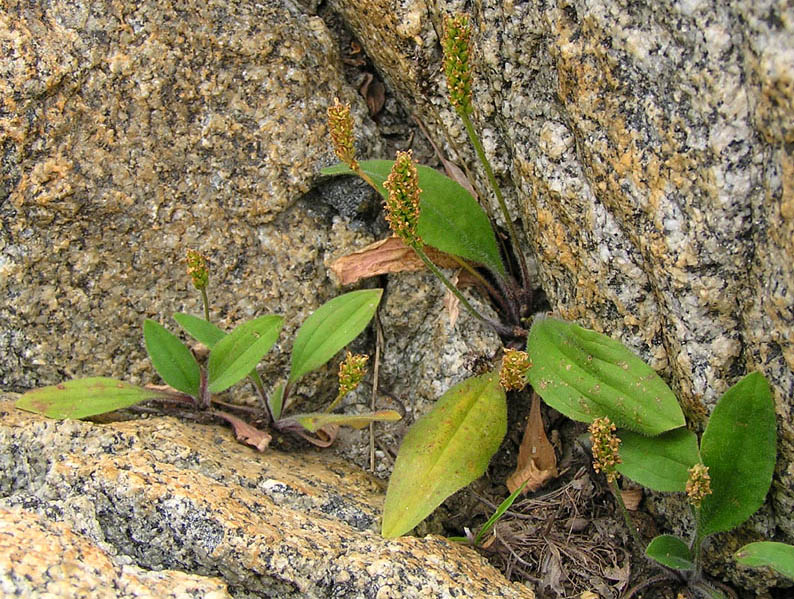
[327,0,794,593]
[0,0,381,399]
[0,398,535,598]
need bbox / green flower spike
[499,349,531,391]
[443,14,474,117]
[327,98,359,172]
[186,249,211,321]
[383,150,422,246]
[338,351,369,398]
[325,351,369,413]
[186,249,209,291]
[686,463,712,507]
[590,416,622,484]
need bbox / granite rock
[0,398,535,599]
[327,0,794,592]
[0,0,382,401]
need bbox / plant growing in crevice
[16,251,399,449]
[572,353,777,597]
[323,13,542,539]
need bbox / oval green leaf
[322,160,505,276]
[288,289,382,384]
[143,319,201,397]
[698,372,777,537]
[285,410,401,432]
[381,370,507,538]
[15,377,164,419]
[646,535,695,570]
[735,542,794,580]
[173,313,226,348]
[526,316,684,435]
[208,315,284,393]
[617,427,700,492]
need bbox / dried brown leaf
[507,392,558,494]
[360,72,385,117]
[443,271,461,327]
[212,410,271,452]
[297,424,339,448]
[329,236,460,286]
[620,487,643,511]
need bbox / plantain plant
[577,348,777,597]
[16,251,398,448]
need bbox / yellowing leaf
[382,370,507,538]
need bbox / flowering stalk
[383,151,515,336]
[687,463,713,577]
[325,352,369,413]
[186,249,211,321]
[327,99,377,189]
[590,417,645,553]
[442,14,529,288]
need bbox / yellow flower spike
[185,249,209,291]
[338,351,369,398]
[383,150,422,246]
[499,349,531,391]
[686,463,712,507]
[327,98,359,172]
[589,416,622,483]
[442,14,474,116]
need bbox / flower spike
[686,463,712,507]
[383,150,422,246]
[500,349,531,391]
[186,249,209,291]
[327,98,359,172]
[443,14,474,116]
[589,417,622,483]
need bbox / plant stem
[610,478,646,555]
[324,391,345,413]
[411,242,521,338]
[691,507,705,579]
[460,112,530,288]
[200,287,210,321]
[249,370,271,422]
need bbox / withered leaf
[329,236,461,286]
[296,424,339,448]
[360,72,385,117]
[212,409,271,452]
[507,391,558,494]
[443,271,461,327]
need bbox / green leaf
[284,410,401,432]
[698,372,777,537]
[15,377,164,419]
[617,428,700,492]
[173,313,226,348]
[208,315,284,393]
[143,319,201,397]
[646,535,695,570]
[381,370,507,538]
[735,542,794,580]
[289,289,382,384]
[269,382,285,421]
[526,316,684,435]
[322,160,505,276]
